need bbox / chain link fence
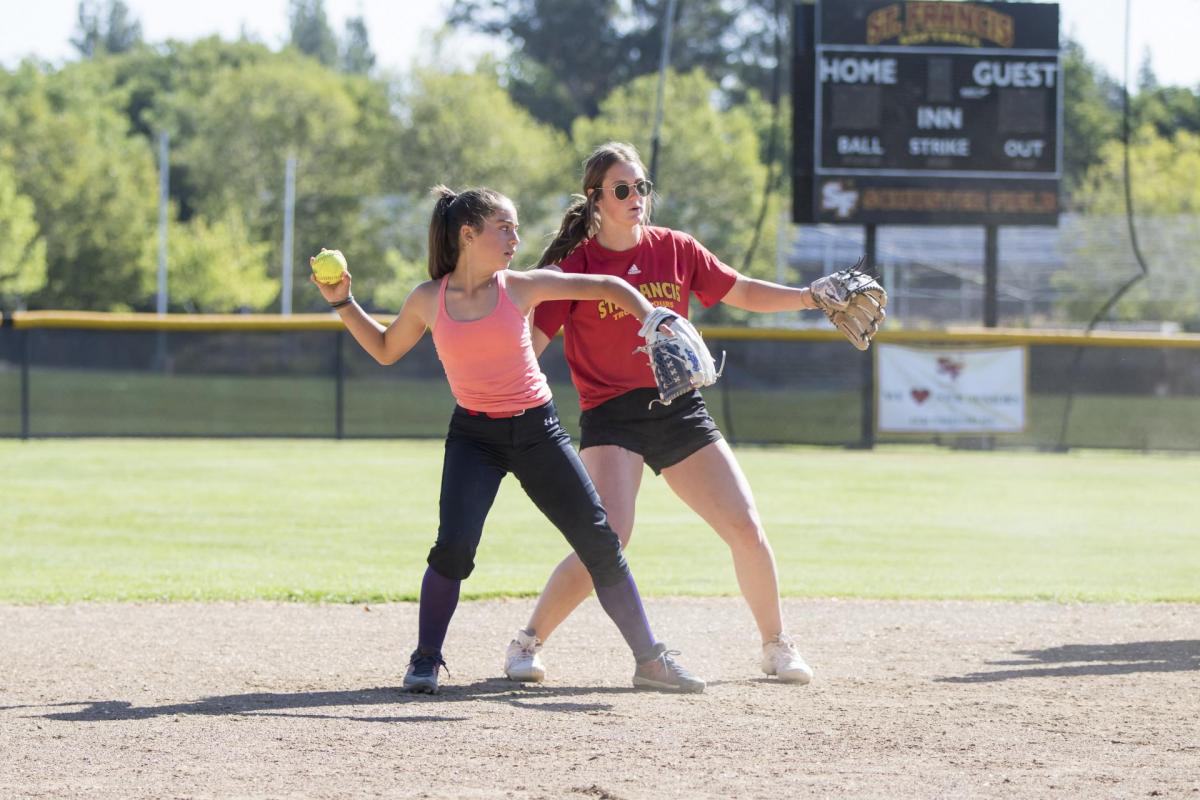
[3,314,1198,451]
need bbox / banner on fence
[877,344,1027,433]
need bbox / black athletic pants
[426,400,630,587]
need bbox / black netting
[18,329,339,437]
[3,325,1199,451]
[0,326,22,436]
[703,337,866,445]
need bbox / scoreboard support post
[861,222,878,448]
[984,223,999,327]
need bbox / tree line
[1,0,1197,325]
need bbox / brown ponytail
[536,193,596,268]
[536,142,651,269]
[427,184,512,279]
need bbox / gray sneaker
[632,643,705,693]
[403,648,447,694]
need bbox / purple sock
[417,566,461,653]
[594,572,658,662]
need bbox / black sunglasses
[600,179,653,201]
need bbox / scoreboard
[793,1,1061,225]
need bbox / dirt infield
[1,599,1197,799]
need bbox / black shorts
[579,387,723,475]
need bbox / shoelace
[767,638,808,672]
[410,653,449,678]
[512,635,542,658]
[658,649,689,675]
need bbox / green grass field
[2,439,1197,604]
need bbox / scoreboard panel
[794,1,1061,225]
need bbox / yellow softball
[312,248,347,285]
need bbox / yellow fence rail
[7,311,1200,350]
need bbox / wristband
[330,296,354,309]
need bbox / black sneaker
[403,648,447,694]
[632,643,705,693]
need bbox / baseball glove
[635,307,725,407]
[809,259,888,351]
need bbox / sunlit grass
[2,440,1197,603]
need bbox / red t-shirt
[533,226,738,410]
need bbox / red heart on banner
[911,388,931,404]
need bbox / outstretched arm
[309,263,429,365]
[508,270,657,325]
[720,274,820,313]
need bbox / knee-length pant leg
[510,417,630,588]
[426,431,506,581]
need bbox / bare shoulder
[407,279,440,304]
[404,279,441,325]
[503,269,544,313]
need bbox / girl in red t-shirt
[505,143,831,686]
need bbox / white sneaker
[762,634,814,685]
[504,629,546,682]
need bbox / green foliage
[166,209,278,312]
[71,0,143,58]
[87,39,385,309]
[289,3,377,75]
[0,37,574,313]
[2,8,1194,326]
[1133,85,1200,140]
[450,0,783,130]
[1137,48,1158,92]
[0,63,157,310]
[1080,127,1200,215]
[172,55,394,311]
[572,69,773,320]
[1054,126,1200,324]
[735,84,790,276]
[0,158,48,309]
[339,16,376,75]
[1061,37,1122,200]
[450,0,633,129]
[391,66,572,238]
[103,37,276,145]
[287,0,338,67]
[1059,40,1199,203]
[742,85,790,185]
[372,249,431,312]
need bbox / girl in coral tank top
[310,185,704,695]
